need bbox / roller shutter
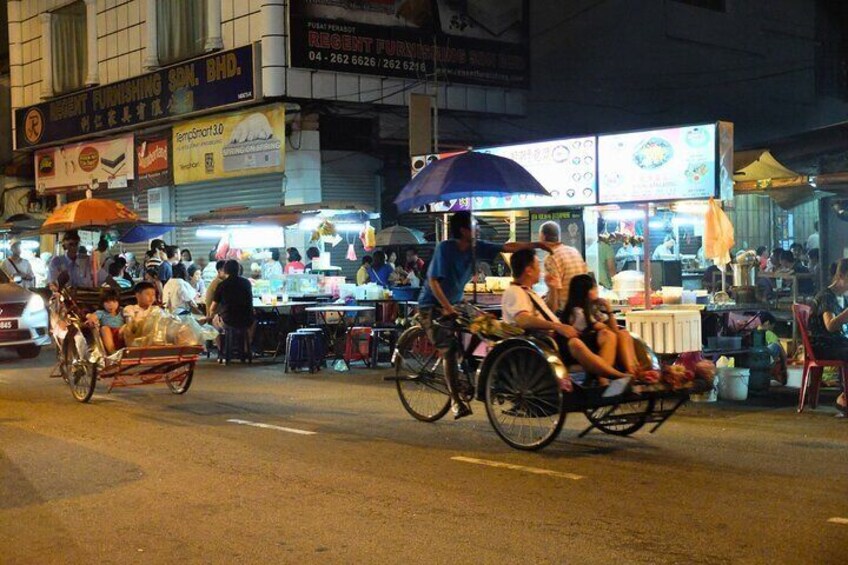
[321,152,380,280]
[174,174,285,259]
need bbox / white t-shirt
[807,232,819,251]
[502,284,558,325]
[123,304,157,323]
[162,278,198,313]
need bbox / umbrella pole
[472,204,478,304]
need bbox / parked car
[0,270,50,358]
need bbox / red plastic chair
[344,327,373,368]
[793,304,848,412]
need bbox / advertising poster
[289,0,529,88]
[598,124,718,204]
[172,104,286,185]
[16,45,256,150]
[530,210,585,257]
[35,134,134,194]
[136,133,172,190]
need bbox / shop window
[51,1,87,94]
[157,0,208,65]
[672,0,727,12]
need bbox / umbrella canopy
[394,152,549,212]
[118,223,176,243]
[375,225,428,247]
[41,198,139,233]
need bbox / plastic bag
[360,222,376,251]
[346,243,357,261]
[716,355,735,368]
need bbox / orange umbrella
[41,198,139,233]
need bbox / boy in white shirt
[502,249,630,389]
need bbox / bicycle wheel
[585,398,654,436]
[64,331,97,403]
[484,342,565,451]
[394,326,451,422]
[166,366,194,395]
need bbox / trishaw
[39,197,201,403]
[389,304,706,451]
[50,287,202,403]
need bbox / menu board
[598,124,717,204]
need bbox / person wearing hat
[2,239,35,289]
[48,230,93,288]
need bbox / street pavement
[1,349,847,564]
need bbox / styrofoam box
[625,310,702,354]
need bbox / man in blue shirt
[418,211,553,419]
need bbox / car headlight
[25,293,46,314]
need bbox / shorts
[106,326,125,349]
[418,307,456,352]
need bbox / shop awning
[733,149,827,208]
[733,150,800,182]
[187,201,378,225]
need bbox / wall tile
[107,31,117,58]
[286,68,312,98]
[107,57,118,82]
[117,28,128,52]
[127,0,139,25]
[234,16,249,47]
[116,3,127,29]
[129,49,141,76]
[234,0,248,18]
[222,21,234,50]
[222,0,233,22]
[312,72,336,99]
[249,11,262,40]
[106,6,117,33]
[129,24,140,50]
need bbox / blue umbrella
[118,223,176,243]
[394,151,549,212]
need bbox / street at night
[2,353,846,564]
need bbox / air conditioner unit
[410,153,441,178]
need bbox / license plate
[0,319,18,330]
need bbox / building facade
[7,0,529,270]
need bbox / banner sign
[35,134,134,194]
[136,133,172,190]
[16,45,256,150]
[290,0,529,88]
[598,124,719,204]
[172,104,286,185]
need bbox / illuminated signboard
[597,124,718,204]
[411,136,597,212]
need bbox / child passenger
[86,289,125,354]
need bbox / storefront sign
[172,104,286,185]
[289,0,529,88]
[15,45,257,150]
[35,134,134,194]
[597,124,719,204]
[136,133,172,190]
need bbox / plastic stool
[222,325,252,365]
[344,327,373,367]
[285,332,317,373]
[370,327,399,367]
[297,328,327,369]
